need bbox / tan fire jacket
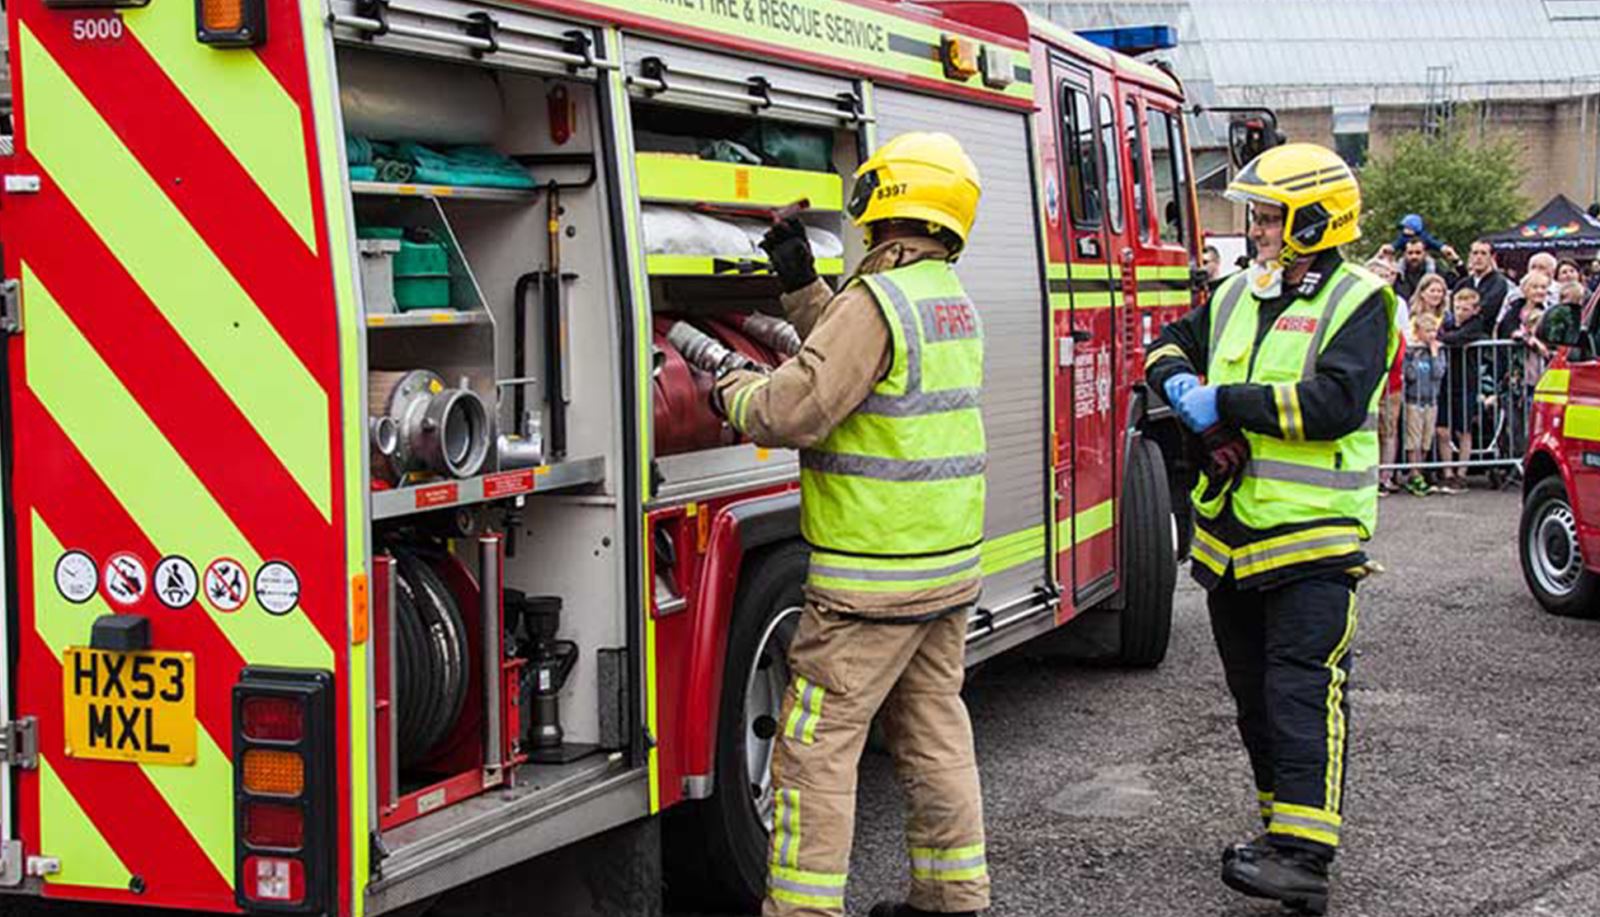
[715,237,982,617]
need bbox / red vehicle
[1521,289,1600,617]
[0,0,1201,913]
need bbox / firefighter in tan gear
[711,132,989,917]
[1145,143,1397,915]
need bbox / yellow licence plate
[63,648,196,766]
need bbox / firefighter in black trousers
[1145,143,1397,915]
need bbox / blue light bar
[1077,25,1178,55]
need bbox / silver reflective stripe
[769,874,845,899]
[1246,458,1376,491]
[1300,273,1364,379]
[810,554,981,582]
[776,789,797,866]
[1237,533,1359,569]
[793,681,820,741]
[858,386,981,417]
[1190,533,1230,567]
[1272,812,1341,840]
[910,854,987,873]
[1208,275,1250,358]
[802,450,987,482]
[1360,411,1378,432]
[870,272,923,394]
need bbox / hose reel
[391,548,470,767]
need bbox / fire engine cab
[0,0,1202,913]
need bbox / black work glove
[1197,424,1250,502]
[759,218,817,293]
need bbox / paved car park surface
[683,487,1600,917]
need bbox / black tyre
[1117,437,1177,667]
[664,541,807,911]
[1519,476,1600,617]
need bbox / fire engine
[0,0,1202,912]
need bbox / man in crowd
[1394,237,1461,301]
[1452,240,1509,333]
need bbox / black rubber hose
[407,554,469,753]
[391,547,470,768]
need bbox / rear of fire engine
[0,0,1200,914]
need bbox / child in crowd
[1403,313,1448,495]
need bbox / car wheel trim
[1531,498,1583,598]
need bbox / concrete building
[1023,0,1600,241]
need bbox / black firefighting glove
[759,218,817,293]
[1197,423,1250,502]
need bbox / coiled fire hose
[391,547,470,766]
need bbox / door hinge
[25,855,59,878]
[0,841,22,887]
[0,718,38,770]
[0,279,18,335]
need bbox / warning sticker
[203,558,249,612]
[254,561,301,616]
[154,556,199,610]
[55,550,98,605]
[103,553,148,607]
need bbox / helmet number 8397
[875,182,909,201]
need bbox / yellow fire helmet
[847,131,982,254]
[1225,142,1361,263]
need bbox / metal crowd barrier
[1377,338,1533,478]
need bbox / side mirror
[1538,305,1583,348]
[1228,113,1285,169]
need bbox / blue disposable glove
[1163,372,1200,408]
[1176,385,1221,433]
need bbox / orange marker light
[243,749,305,797]
[195,0,264,47]
[200,0,241,30]
[351,573,369,645]
[941,35,980,81]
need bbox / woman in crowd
[1409,272,1451,326]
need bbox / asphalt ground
[686,486,1600,917]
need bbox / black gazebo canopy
[1483,194,1600,253]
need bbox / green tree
[1354,118,1526,259]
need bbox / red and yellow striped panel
[6,0,363,910]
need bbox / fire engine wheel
[1520,477,1600,617]
[1117,437,1177,667]
[665,541,808,912]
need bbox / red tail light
[242,856,305,905]
[235,669,331,914]
[243,802,304,850]
[242,696,304,742]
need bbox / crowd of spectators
[1362,214,1599,495]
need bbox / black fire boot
[868,904,978,917]
[1220,844,1331,915]
[1220,833,1271,868]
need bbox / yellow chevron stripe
[23,265,333,671]
[19,26,331,522]
[40,756,133,889]
[31,513,236,886]
[121,3,316,250]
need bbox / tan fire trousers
[763,604,989,917]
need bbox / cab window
[1061,84,1101,227]
[1125,98,1149,242]
[1147,105,1187,246]
[1098,95,1124,235]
